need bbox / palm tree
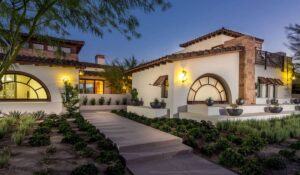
[103,56,139,93]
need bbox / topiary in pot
[206,97,214,106]
[122,98,127,105]
[150,98,162,108]
[98,97,105,105]
[107,98,112,105]
[268,104,283,113]
[90,98,96,105]
[270,98,279,105]
[82,96,88,106]
[161,99,166,108]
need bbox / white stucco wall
[179,35,234,53]
[132,64,174,110]
[255,65,291,104]
[0,64,79,114]
[132,52,240,117]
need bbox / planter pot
[268,106,283,113]
[270,99,279,105]
[294,99,300,104]
[226,108,243,116]
[150,102,162,109]
[131,100,140,106]
[139,101,144,106]
[206,99,214,106]
[236,98,245,106]
[161,102,166,108]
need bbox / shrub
[78,147,94,158]
[203,132,218,142]
[187,128,201,138]
[279,149,296,160]
[159,124,171,132]
[122,98,127,105]
[34,126,51,134]
[106,161,125,175]
[183,136,198,148]
[290,140,300,150]
[71,164,99,175]
[240,159,263,175]
[82,96,88,106]
[226,134,243,145]
[90,98,96,105]
[201,144,216,157]
[11,131,25,145]
[263,154,286,170]
[7,110,22,118]
[0,147,10,168]
[33,170,49,175]
[107,98,112,105]
[97,139,118,151]
[61,81,80,115]
[61,132,82,145]
[116,100,120,105]
[99,97,105,105]
[74,141,87,151]
[99,151,120,163]
[219,148,244,168]
[242,135,265,152]
[0,120,9,139]
[215,138,230,151]
[32,111,46,120]
[29,133,50,147]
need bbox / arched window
[187,74,230,104]
[0,71,51,101]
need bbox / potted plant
[130,88,140,106]
[270,98,279,105]
[236,98,245,106]
[293,98,300,104]
[122,98,127,105]
[82,96,88,106]
[268,104,283,113]
[226,104,243,116]
[161,99,166,108]
[98,97,105,105]
[206,97,214,106]
[150,98,162,108]
[139,98,144,106]
[116,100,120,105]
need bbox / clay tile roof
[0,53,106,69]
[179,27,264,48]
[126,45,244,74]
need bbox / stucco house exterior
[127,28,294,118]
[0,35,116,114]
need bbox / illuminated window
[187,75,228,104]
[79,79,104,94]
[0,72,50,101]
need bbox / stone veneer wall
[224,36,262,104]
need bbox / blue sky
[67,0,300,63]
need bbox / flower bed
[113,110,300,175]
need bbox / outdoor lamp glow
[178,70,187,83]
[62,76,70,82]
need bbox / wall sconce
[79,71,84,76]
[62,76,70,82]
[178,70,187,83]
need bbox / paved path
[82,111,235,175]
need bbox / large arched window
[187,74,230,104]
[0,71,51,101]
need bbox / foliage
[103,57,140,93]
[214,138,230,151]
[82,96,88,106]
[131,88,139,102]
[46,145,57,154]
[219,148,245,168]
[11,131,25,145]
[99,97,105,105]
[29,133,51,146]
[263,154,286,170]
[33,170,49,175]
[242,135,266,153]
[0,147,10,168]
[116,100,120,105]
[290,140,300,150]
[71,164,99,175]
[90,98,96,105]
[74,141,87,151]
[122,98,127,105]
[106,161,125,175]
[32,111,46,120]
[0,0,170,80]
[78,147,94,158]
[0,119,9,139]
[279,149,296,160]
[6,111,22,119]
[99,151,120,164]
[240,159,263,175]
[107,98,112,105]
[201,144,216,157]
[61,81,80,115]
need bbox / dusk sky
[67,0,300,63]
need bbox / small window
[47,45,58,52]
[79,79,104,94]
[62,47,71,54]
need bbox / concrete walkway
[82,111,235,175]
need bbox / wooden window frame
[79,79,104,94]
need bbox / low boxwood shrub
[61,132,82,145]
[263,154,286,170]
[90,98,96,105]
[106,161,125,175]
[200,144,216,157]
[215,138,230,151]
[71,164,99,175]
[203,132,218,142]
[34,126,51,134]
[237,146,253,156]
[240,159,263,175]
[29,133,50,146]
[99,151,120,163]
[159,124,172,132]
[226,134,243,145]
[78,147,94,158]
[74,141,87,151]
[0,147,10,168]
[97,139,118,151]
[242,135,265,152]
[187,128,201,138]
[219,148,245,168]
[279,149,296,160]
[183,136,198,148]
[289,140,300,150]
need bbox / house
[127,28,295,118]
[0,35,118,114]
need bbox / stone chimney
[95,54,105,65]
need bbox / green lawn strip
[112,110,300,175]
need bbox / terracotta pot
[236,98,245,106]
[206,99,214,106]
[227,108,243,116]
[150,102,161,109]
[268,106,283,113]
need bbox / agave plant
[6,111,22,119]
[32,111,46,120]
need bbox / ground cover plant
[113,110,300,175]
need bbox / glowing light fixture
[79,71,84,76]
[62,76,70,82]
[293,75,296,80]
[178,70,187,83]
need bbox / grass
[0,147,10,168]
